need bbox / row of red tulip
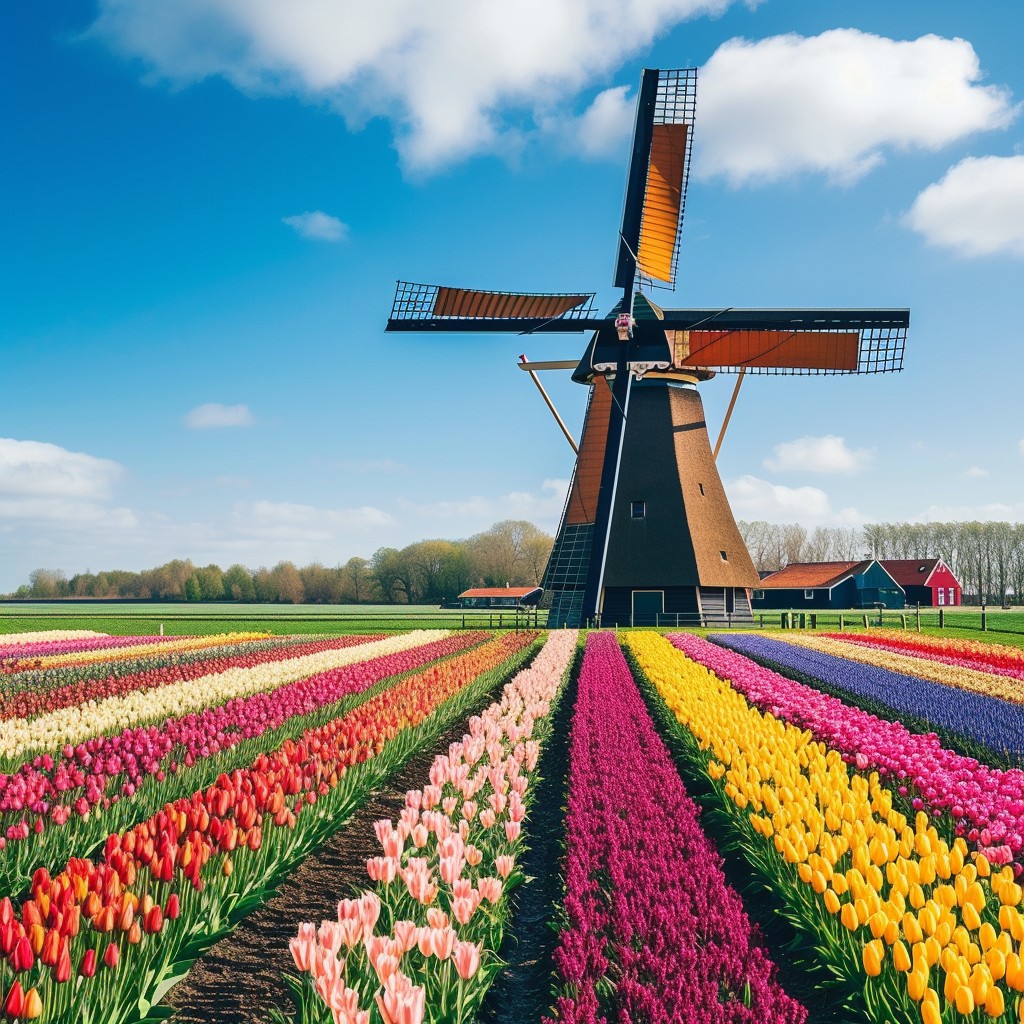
[0,632,539,1021]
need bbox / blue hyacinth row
[709,633,1024,762]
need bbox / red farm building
[880,559,962,607]
[456,586,543,610]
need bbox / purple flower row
[546,632,805,1024]
[696,634,1024,864]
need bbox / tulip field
[0,627,1023,1022]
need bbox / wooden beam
[516,359,578,371]
[713,367,746,461]
[519,355,578,453]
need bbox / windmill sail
[387,281,597,332]
[614,68,696,290]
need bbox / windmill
[386,68,908,628]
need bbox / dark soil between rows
[164,714,475,1024]
[477,669,576,1024]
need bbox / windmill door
[632,590,664,627]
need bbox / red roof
[759,561,871,589]
[880,559,952,587]
[458,587,541,599]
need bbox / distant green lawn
[0,602,545,636]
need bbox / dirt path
[477,672,574,1024]
[164,715,473,1024]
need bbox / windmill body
[387,68,909,627]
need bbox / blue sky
[2,0,1023,592]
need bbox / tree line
[8,520,554,606]
[738,520,1024,605]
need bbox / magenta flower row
[669,634,1024,866]
[546,632,805,1024]
[0,633,485,846]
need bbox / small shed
[753,560,905,610]
[880,559,962,607]
[457,586,543,609]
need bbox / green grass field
[3,602,1022,646]
[0,602,545,636]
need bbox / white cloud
[726,474,862,525]
[905,155,1024,257]
[0,498,136,528]
[1019,438,1024,456]
[87,0,741,171]
[919,501,1024,522]
[282,210,349,242]
[964,466,989,478]
[764,434,872,474]
[234,500,394,542]
[573,86,634,159]
[697,30,1016,186]
[184,403,255,429]
[402,478,569,527]
[0,438,123,499]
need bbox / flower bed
[0,632,455,763]
[0,633,488,898]
[0,635,382,721]
[0,633,270,674]
[279,628,578,1024]
[672,633,1024,866]
[823,631,1024,682]
[0,633,540,1023]
[627,631,1024,1024]
[773,633,1024,705]
[0,632,107,651]
[546,632,805,1024]
[713,634,1024,763]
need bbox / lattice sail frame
[636,68,696,292]
[666,324,907,376]
[389,281,597,325]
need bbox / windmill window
[631,501,646,520]
[804,589,814,600]
[720,550,728,561]
[698,483,705,496]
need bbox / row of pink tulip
[670,634,1024,867]
[284,629,580,1024]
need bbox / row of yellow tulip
[776,633,1023,706]
[0,631,450,762]
[624,632,1024,1024]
